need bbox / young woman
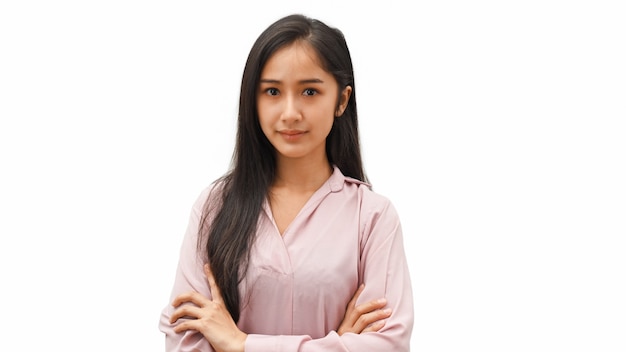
[159,14,414,352]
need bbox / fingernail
[383,308,392,314]
[377,298,387,304]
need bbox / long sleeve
[159,187,215,352]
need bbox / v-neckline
[264,177,331,239]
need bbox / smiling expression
[257,41,351,164]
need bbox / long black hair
[198,14,367,322]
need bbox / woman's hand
[169,264,247,352]
[337,284,392,336]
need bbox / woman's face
[257,41,351,164]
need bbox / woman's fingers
[169,292,208,324]
[342,284,367,326]
[171,291,208,308]
[362,320,387,333]
[170,304,202,325]
[338,284,392,335]
[347,284,366,308]
[168,263,247,350]
[204,264,224,305]
[355,297,388,316]
[169,265,225,325]
[352,306,392,332]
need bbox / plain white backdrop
[1,1,625,351]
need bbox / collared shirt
[159,166,414,351]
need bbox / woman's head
[234,14,366,181]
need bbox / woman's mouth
[279,130,306,141]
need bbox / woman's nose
[280,95,302,122]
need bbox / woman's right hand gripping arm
[337,284,391,336]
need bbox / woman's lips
[278,130,306,141]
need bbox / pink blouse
[159,166,414,351]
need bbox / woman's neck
[273,157,332,193]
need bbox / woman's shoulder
[341,177,403,245]
[192,177,228,212]
[341,176,396,215]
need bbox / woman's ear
[335,85,353,117]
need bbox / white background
[1,1,625,351]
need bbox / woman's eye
[303,88,317,96]
[265,88,279,96]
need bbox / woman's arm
[169,265,393,352]
[337,283,392,335]
[160,189,413,352]
[242,198,414,352]
[159,187,216,352]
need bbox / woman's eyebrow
[298,78,324,84]
[259,78,325,84]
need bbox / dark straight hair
[199,14,367,322]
